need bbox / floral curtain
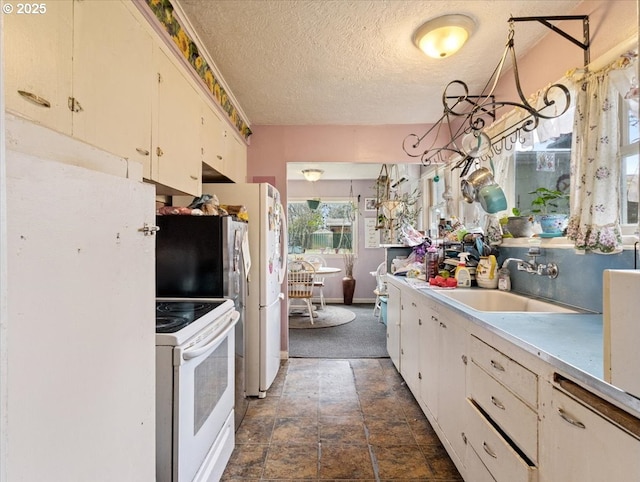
[566,53,638,254]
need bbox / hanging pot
[461,179,476,203]
[307,199,320,210]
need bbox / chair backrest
[288,260,316,298]
[375,262,387,293]
[304,255,327,275]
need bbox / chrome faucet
[501,247,559,279]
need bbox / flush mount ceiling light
[413,14,475,59]
[301,169,324,182]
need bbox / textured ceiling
[177,0,582,126]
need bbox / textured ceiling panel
[178,0,582,125]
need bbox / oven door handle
[181,311,239,362]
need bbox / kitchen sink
[434,289,579,313]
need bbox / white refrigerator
[202,183,286,397]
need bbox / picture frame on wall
[364,198,377,212]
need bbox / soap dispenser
[455,252,472,288]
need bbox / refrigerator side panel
[260,297,282,394]
[260,183,284,307]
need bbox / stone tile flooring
[222,358,463,481]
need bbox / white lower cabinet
[401,290,422,396]
[386,279,640,482]
[386,282,401,371]
[435,307,468,463]
[539,386,640,482]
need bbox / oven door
[173,310,239,482]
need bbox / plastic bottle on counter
[498,267,511,291]
[425,246,439,280]
[455,252,472,288]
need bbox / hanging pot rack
[403,15,590,170]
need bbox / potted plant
[529,187,569,235]
[501,208,535,238]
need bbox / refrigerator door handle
[261,292,284,310]
[277,202,287,285]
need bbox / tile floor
[222,358,463,481]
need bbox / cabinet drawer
[470,335,537,409]
[465,442,498,482]
[469,361,538,463]
[466,399,538,482]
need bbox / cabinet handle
[490,359,505,372]
[439,321,447,329]
[136,148,150,156]
[190,175,198,180]
[17,90,51,108]
[431,315,438,321]
[418,318,422,326]
[156,147,164,157]
[483,441,498,459]
[217,155,223,160]
[557,408,586,429]
[461,432,467,444]
[418,372,422,380]
[411,301,417,307]
[491,396,505,410]
[461,354,468,365]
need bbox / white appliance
[201,183,287,397]
[603,269,640,399]
[156,298,239,482]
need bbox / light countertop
[395,277,640,419]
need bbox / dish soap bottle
[455,252,472,288]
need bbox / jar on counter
[425,246,439,280]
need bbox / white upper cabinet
[4,0,73,135]
[201,104,225,174]
[154,48,202,196]
[72,0,154,172]
[224,129,248,183]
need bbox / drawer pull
[490,359,505,372]
[190,175,198,180]
[411,301,417,307]
[558,408,586,429]
[17,90,51,108]
[439,321,447,329]
[491,396,505,410]
[135,148,150,156]
[483,441,498,459]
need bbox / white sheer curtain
[566,52,638,254]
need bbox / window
[513,134,572,215]
[287,199,356,255]
[620,96,639,227]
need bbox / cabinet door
[7,152,156,481]
[72,0,153,173]
[155,48,202,196]
[419,302,439,418]
[386,282,401,371]
[400,291,421,396]
[201,104,225,174]
[4,0,73,134]
[437,308,468,462]
[224,130,248,183]
[540,387,640,482]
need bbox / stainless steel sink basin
[434,289,578,313]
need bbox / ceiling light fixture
[413,14,475,59]
[301,169,324,182]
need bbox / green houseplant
[529,187,569,235]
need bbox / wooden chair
[287,260,316,325]
[373,262,388,318]
[304,255,327,309]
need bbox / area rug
[289,303,389,358]
[289,305,356,329]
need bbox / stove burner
[156,315,190,333]
[157,302,211,314]
[155,300,227,334]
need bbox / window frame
[287,197,358,257]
